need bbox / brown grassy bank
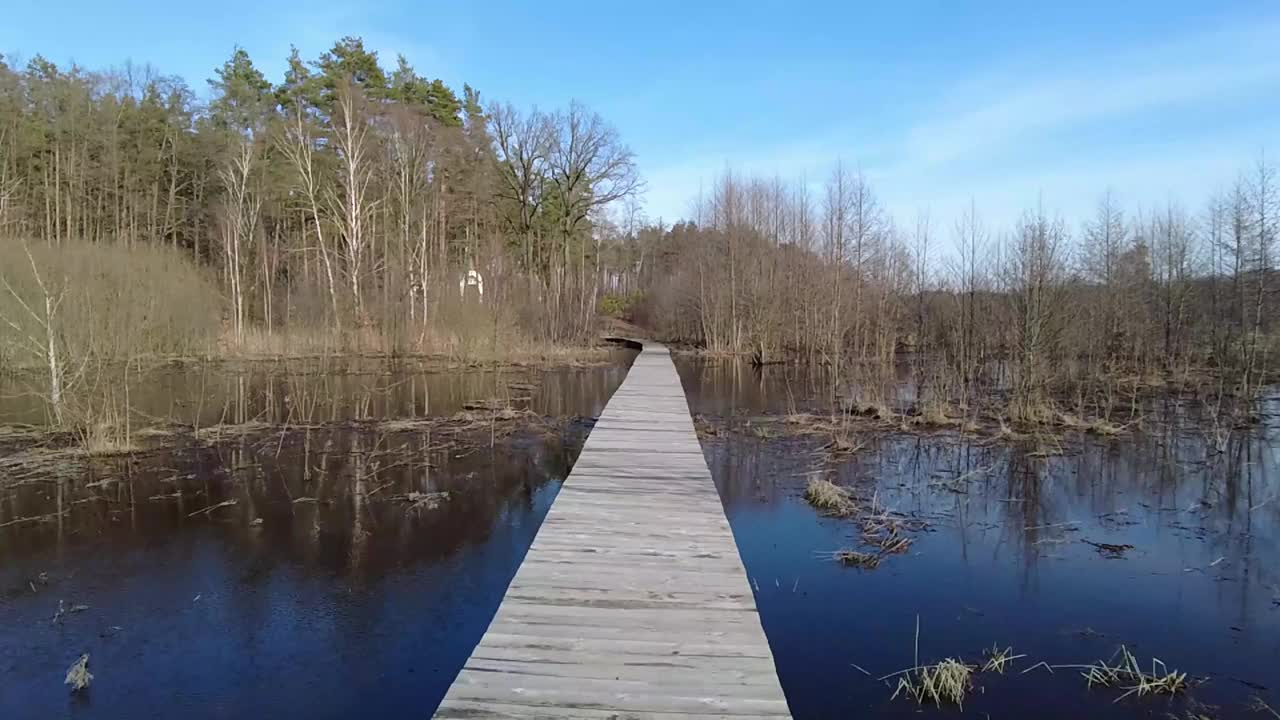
[0,239,626,453]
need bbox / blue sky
[4,0,1279,238]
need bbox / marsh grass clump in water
[823,426,865,455]
[1078,646,1191,700]
[78,417,139,457]
[981,644,1025,674]
[881,619,1028,710]
[804,478,856,515]
[831,549,880,569]
[64,654,92,692]
[810,487,924,569]
[873,531,913,554]
[1087,417,1124,436]
[1250,697,1280,719]
[390,491,449,511]
[912,398,961,428]
[890,659,975,709]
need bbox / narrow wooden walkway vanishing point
[434,342,791,719]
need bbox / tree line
[0,38,641,360]
[628,161,1276,423]
[2,37,1274,427]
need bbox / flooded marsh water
[0,357,632,719]
[680,359,1280,719]
[2,350,1278,719]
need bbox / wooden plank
[434,342,791,718]
[435,699,792,720]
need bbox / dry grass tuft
[808,485,923,570]
[1081,646,1190,700]
[1057,411,1086,429]
[751,424,778,439]
[64,653,92,692]
[823,428,864,454]
[981,644,1025,674]
[890,659,975,709]
[914,402,960,428]
[853,401,891,420]
[865,527,913,554]
[1250,696,1280,719]
[79,422,140,456]
[390,491,449,510]
[804,478,856,516]
[832,549,881,569]
[1087,418,1123,436]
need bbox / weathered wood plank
[435,699,791,720]
[434,342,790,718]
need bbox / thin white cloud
[877,135,1259,243]
[899,19,1280,171]
[640,16,1280,232]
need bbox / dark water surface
[0,355,632,427]
[0,360,631,720]
[5,352,1278,719]
[680,359,1280,719]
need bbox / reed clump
[810,486,923,570]
[1080,646,1190,700]
[1087,418,1123,436]
[832,549,880,569]
[875,629,1203,711]
[981,644,1025,674]
[890,659,975,709]
[64,654,92,692]
[914,399,961,428]
[1249,697,1280,719]
[804,478,856,516]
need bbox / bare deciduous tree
[491,102,552,272]
[328,80,377,322]
[278,103,341,329]
[216,135,261,346]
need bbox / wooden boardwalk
[434,342,790,719]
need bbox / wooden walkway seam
[434,342,790,719]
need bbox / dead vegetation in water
[1250,697,1280,719]
[822,428,864,455]
[886,643,1197,710]
[1084,539,1137,558]
[825,549,880,569]
[0,401,564,491]
[1014,645,1198,702]
[876,618,986,710]
[710,382,1144,449]
[1,405,589,543]
[871,531,913,555]
[388,491,449,511]
[808,480,925,570]
[1077,646,1192,700]
[51,599,90,624]
[890,658,976,708]
[194,404,548,443]
[64,654,92,692]
[871,622,1205,712]
[981,644,1024,674]
[804,478,857,515]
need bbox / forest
[0,38,1276,434]
[0,38,642,374]
[633,164,1277,429]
